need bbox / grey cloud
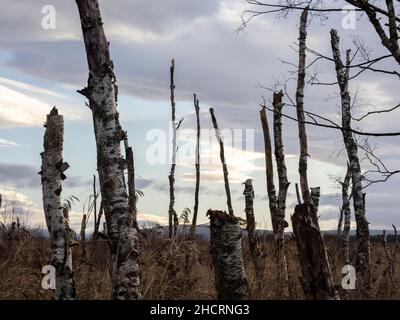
[0,163,91,189]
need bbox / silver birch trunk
[291,8,338,300]
[296,8,311,204]
[342,164,352,265]
[260,105,289,297]
[208,210,248,299]
[272,91,290,298]
[40,107,76,300]
[76,0,140,299]
[168,59,179,238]
[189,94,201,238]
[330,29,371,291]
[310,187,321,214]
[243,179,262,273]
[291,203,339,300]
[209,108,234,216]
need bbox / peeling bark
[207,210,248,299]
[243,179,262,273]
[210,108,234,216]
[330,29,371,290]
[190,94,201,238]
[75,0,140,299]
[40,107,76,300]
[291,203,339,300]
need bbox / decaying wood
[209,108,234,216]
[168,59,179,238]
[272,91,290,297]
[243,179,262,273]
[75,0,140,299]
[260,107,279,234]
[296,8,311,204]
[260,104,289,297]
[310,187,321,214]
[124,133,137,228]
[291,203,339,300]
[80,213,87,262]
[40,107,76,300]
[331,29,371,290]
[290,8,338,300]
[189,94,201,238]
[207,210,248,299]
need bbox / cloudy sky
[0,0,399,231]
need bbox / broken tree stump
[207,210,248,300]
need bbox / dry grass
[0,223,399,300]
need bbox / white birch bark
[40,107,76,300]
[342,164,352,265]
[76,0,140,299]
[210,108,234,216]
[296,8,311,204]
[330,29,371,290]
[243,179,262,273]
[208,210,248,299]
[190,94,201,238]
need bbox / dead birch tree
[208,210,248,299]
[341,164,352,265]
[330,29,371,290]
[243,179,262,273]
[208,108,248,298]
[40,107,76,300]
[291,8,338,300]
[260,103,289,297]
[168,59,180,238]
[75,0,140,299]
[189,94,201,238]
[272,91,290,297]
[210,108,234,216]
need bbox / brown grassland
[0,221,398,300]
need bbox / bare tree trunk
[243,179,262,273]
[260,107,279,235]
[124,133,137,229]
[207,210,248,299]
[272,91,290,297]
[80,213,87,262]
[75,0,140,299]
[296,8,311,204]
[291,8,338,300]
[292,203,339,300]
[209,108,234,216]
[189,94,201,238]
[260,105,289,297]
[40,107,76,300]
[342,164,352,265]
[330,29,371,291]
[310,187,321,214]
[168,59,179,238]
